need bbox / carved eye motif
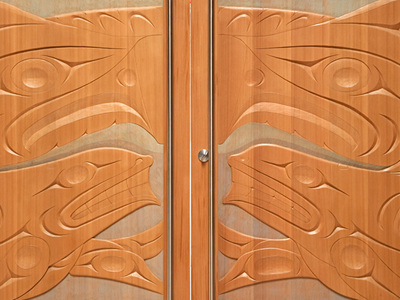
[2,56,69,95]
[92,252,135,277]
[117,68,137,87]
[57,163,97,188]
[286,163,324,187]
[11,59,58,93]
[323,58,375,93]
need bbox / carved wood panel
[0,2,166,299]
[215,0,400,299]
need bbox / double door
[0,0,399,299]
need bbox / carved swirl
[216,0,400,167]
[0,148,162,298]
[0,4,165,167]
[218,3,400,297]
[71,223,164,294]
[0,2,166,299]
[221,143,400,298]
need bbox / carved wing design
[218,223,315,294]
[217,0,400,299]
[0,2,165,166]
[0,148,162,299]
[70,222,164,295]
[216,0,400,167]
[0,2,165,299]
[222,144,400,299]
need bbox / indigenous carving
[216,0,400,167]
[0,2,165,299]
[0,148,163,299]
[218,223,315,294]
[0,2,166,167]
[220,144,400,299]
[70,222,164,295]
[216,0,400,298]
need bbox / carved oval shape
[333,67,360,88]
[100,256,126,273]
[244,69,264,87]
[340,245,369,270]
[63,165,90,185]
[324,58,371,93]
[331,237,375,277]
[6,236,50,277]
[254,256,294,276]
[16,245,42,269]
[117,68,137,87]
[11,59,57,93]
[21,68,48,88]
[91,250,136,278]
[287,163,323,187]
[246,249,301,280]
[58,162,97,188]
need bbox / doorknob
[198,149,209,162]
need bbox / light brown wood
[171,0,191,297]
[190,0,210,298]
[172,0,210,298]
[0,2,168,299]
[215,0,400,299]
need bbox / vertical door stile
[0,1,169,299]
[172,0,210,298]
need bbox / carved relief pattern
[0,2,165,166]
[217,0,400,298]
[0,2,165,299]
[217,0,400,167]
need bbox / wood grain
[0,2,167,299]
[172,0,210,298]
[190,0,210,299]
[215,0,400,299]
[171,0,191,298]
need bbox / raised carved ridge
[217,3,400,296]
[0,2,165,299]
[220,144,400,298]
[0,3,165,167]
[216,0,400,167]
[0,148,163,299]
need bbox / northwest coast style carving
[216,0,400,299]
[0,2,165,166]
[217,0,400,167]
[0,2,165,299]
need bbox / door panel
[214,0,400,299]
[0,1,167,299]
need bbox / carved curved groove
[231,100,366,155]
[219,7,334,37]
[221,143,400,298]
[0,147,162,299]
[0,2,165,299]
[48,9,162,37]
[218,223,315,295]
[0,4,165,167]
[217,1,400,299]
[216,0,400,167]
[70,223,164,294]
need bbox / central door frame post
[171,0,211,298]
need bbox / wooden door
[2,0,400,299]
[0,1,168,299]
[214,0,400,299]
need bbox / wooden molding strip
[172,0,210,298]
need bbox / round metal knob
[198,149,209,162]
